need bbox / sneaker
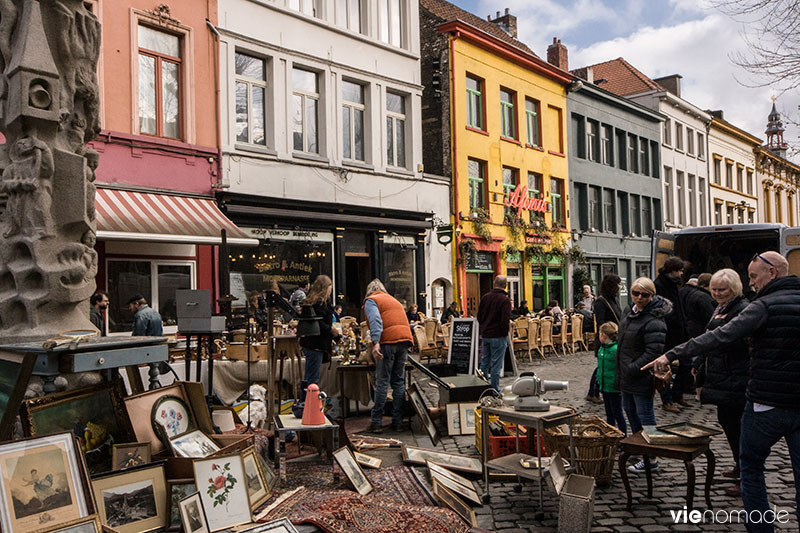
[368,424,383,434]
[662,403,680,413]
[585,396,603,404]
[627,459,658,473]
[675,398,692,407]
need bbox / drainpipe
[448,32,466,314]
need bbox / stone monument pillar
[0,0,101,340]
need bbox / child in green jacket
[597,322,626,435]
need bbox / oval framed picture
[151,396,194,444]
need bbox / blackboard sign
[447,318,479,374]
[466,251,494,272]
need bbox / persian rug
[260,488,469,533]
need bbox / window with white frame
[627,134,637,173]
[603,188,616,233]
[107,260,195,333]
[527,172,542,223]
[138,25,181,139]
[289,0,320,17]
[466,75,484,130]
[686,127,694,155]
[525,98,540,147]
[292,67,319,154]
[675,122,683,151]
[235,52,267,146]
[697,132,705,159]
[664,166,673,222]
[737,165,744,191]
[379,0,404,48]
[747,169,754,195]
[589,186,601,231]
[342,80,365,162]
[468,158,485,210]
[630,194,641,236]
[676,170,685,225]
[500,88,516,140]
[714,202,722,224]
[335,0,362,33]
[642,197,652,235]
[586,120,597,161]
[639,138,649,175]
[386,91,406,168]
[663,118,671,146]
[699,177,707,225]
[713,157,722,184]
[601,125,612,165]
[502,167,518,219]
[688,174,696,225]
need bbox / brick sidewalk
[416,350,798,532]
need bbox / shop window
[379,0,404,48]
[292,67,319,154]
[525,98,541,147]
[335,0,363,33]
[468,158,485,211]
[235,52,267,146]
[466,75,484,130]
[106,260,194,333]
[384,238,416,309]
[342,80,365,162]
[138,24,182,139]
[551,177,566,229]
[502,166,518,220]
[500,88,516,140]
[386,91,406,168]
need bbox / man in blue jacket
[127,295,164,336]
[645,251,800,532]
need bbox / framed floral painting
[192,453,252,531]
[152,396,195,445]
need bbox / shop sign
[247,227,331,241]
[466,251,494,272]
[525,234,552,244]
[504,185,547,217]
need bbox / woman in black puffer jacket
[690,268,749,496]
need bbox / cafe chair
[527,318,543,361]
[438,323,450,350]
[569,314,588,352]
[552,315,570,355]
[424,318,438,344]
[413,324,441,364]
[539,317,557,358]
[512,318,531,360]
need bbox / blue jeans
[622,391,656,434]
[371,343,407,427]
[480,337,508,392]
[603,391,627,436]
[739,402,800,532]
[302,347,323,386]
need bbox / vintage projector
[503,372,569,411]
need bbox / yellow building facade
[439,21,572,315]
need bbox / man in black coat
[654,256,686,412]
[645,252,800,529]
[477,276,512,392]
[680,273,716,339]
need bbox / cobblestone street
[416,350,798,532]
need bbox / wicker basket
[543,415,623,486]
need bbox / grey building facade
[567,82,664,308]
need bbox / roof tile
[571,57,663,96]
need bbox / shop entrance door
[345,256,372,318]
[465,272,493,317]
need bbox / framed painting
[237,518,299,532]
[353,451,382,469]
[20,380,135,473]
[458,403,478,436]
[445,404,461,436]
[123,383,195,455]
[178,492,209,533]
[152,395,195,446]
[169,430,221,458]
[0,353,38,440]
[241,447,270,511]
[91,462,167,533]
[111,442,151,471]
[332,447,373,496]
[0,432,92,533]
[401,445,482,475]
[426,461,481,505]
[192,453,252,531]
[432,479,477,527]
[35,515,102,533]
[166,478,196,531]
[407,384,439,445]
[255,452,277,491]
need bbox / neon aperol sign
[504,185,547,217]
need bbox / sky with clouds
[449,0,799,153]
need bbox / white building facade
[215,0,452,316]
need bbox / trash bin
[549,452,595,533]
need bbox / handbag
[652,366,672,393]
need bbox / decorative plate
[152,395,194,441]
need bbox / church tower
[765,99,789,159]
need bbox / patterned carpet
[259,463,469,533]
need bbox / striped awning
[95,188,258,246]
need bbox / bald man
[644,251,800,531]
[477,275,512,392]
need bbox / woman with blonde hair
[298,275,338,386]
[617,277,672,473]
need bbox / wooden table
[274,414,339,481]
[618,432,715,511]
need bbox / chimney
[488,8,517,38]
[653,74,682,97]
[547,37,568,71]
[708,109,724,120]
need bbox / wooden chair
[512,318,531,360]
[439,323,450,350]
[424,318,438,344]
[528,319,544,360]
[552,315,570,355]
[413,325,441,363]
[570,314,589,352]
[539,317,557,358]
[418,312,427,321]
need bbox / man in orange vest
[364,279,414,433]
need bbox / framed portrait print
[458,403,478,436]
[407,384,439,445]
[401,445,482,475]
[332,447,373,496]
[0,432,92,533]
[178,492,209,533]
[353,451,382,469]
[166,479,196,531]
[241,447,270,511]
[36,515,102,533]
[169,430,221,458]
[445,404,461,436]
[192,453,252,531]
[91,462,167,533]
[432,479,477,527]
[426,462,481,505]
[20,381,135,473]
[111,442,151,471]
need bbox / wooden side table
[274,414,339,481]
[618,432,715,511]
